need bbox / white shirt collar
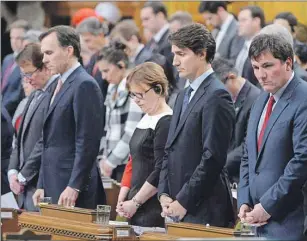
[189,68,214,91]
[60,62,81,83]
[153,24,169,43]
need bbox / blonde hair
[126,62,169,97]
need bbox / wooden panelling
[51,1,307,27]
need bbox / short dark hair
[143,2,168,18]
[39,25,81,60]
[97,42,129,68]
[110,20,142,43]
[15,43,44,69]
[249,34,294,68]
[169,23,216,63]
[198,1,228,14]
[295,43,307,64]
[241,6,266,28]
[211,56,238,83]
[275,12,298,33]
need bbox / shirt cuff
[8,169,18,181]
[259,202,270,217]
[106,159,117,169]
[17,172,27,184]
[159,193,170,201]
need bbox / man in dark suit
[8,43,57,211]
[32,25,105,209]
[1,106,14,195]
[231,6,266,87]
[212,57,260,184]
[1,20,30,117]
[199,1,243,62]
[158,23,235,227]
[141,2,173,64]
[238,34,307,239]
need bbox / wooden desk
[167,222,234,238]
[1,208,20,234]
[140,223,234,240]
[18,205,135,241]
[103,178,120,220]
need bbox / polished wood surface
[18,208,135,241]
[1,208,20,234]
[166,222,233,238]
[40,204,96,223]
[139,232,180,241]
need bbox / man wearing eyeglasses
[7,43,58,211]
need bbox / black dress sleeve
[146,115,172,187]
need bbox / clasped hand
[116,200,137,218]
[160,195,187,220]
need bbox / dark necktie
[257,96,275,152]
[180,86,193,119]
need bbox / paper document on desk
[132,226,166,236]
[1,192,19,209]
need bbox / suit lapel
[168,74,213,146]
[17,94,34,143]
[234,81,250,118]
[23,93,47,135]
[249,93,269,164]
[256,77,299,162]
[45,67,80,122]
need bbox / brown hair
[15,43,44,69]
[126,62,169,97]
[110,20,142,43]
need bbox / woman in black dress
[116,62,173,227]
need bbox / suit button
[255,171,259,175]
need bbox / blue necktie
[180,86,193,119]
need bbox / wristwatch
[132,197,142,209]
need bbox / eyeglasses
[129,87,153,100]
[20,68,40,79]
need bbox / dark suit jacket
[1,106,14,195]
[134,46,153,66]
[239,75,307,239]
[158,72,235,227]
[36,66,105,208]
[8,80,57,210]
[214,18,242,61]
[294,62,307,82]
[226,80,260,183]
[145,28,173,65]
[1,54,25,117]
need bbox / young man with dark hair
[212,57,260,184]
[8,43,58,211]
[32,25,105,209]
[232,5,266,87]
[158,23,235,227]
[198,1,241,61]
[140,1,173,64]
[238,34,307,239]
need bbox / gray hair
[211,56,238,83]
[23,29,43,43]
[169,11,193,27]
[76,17,108,36]
[259,23,294,48]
